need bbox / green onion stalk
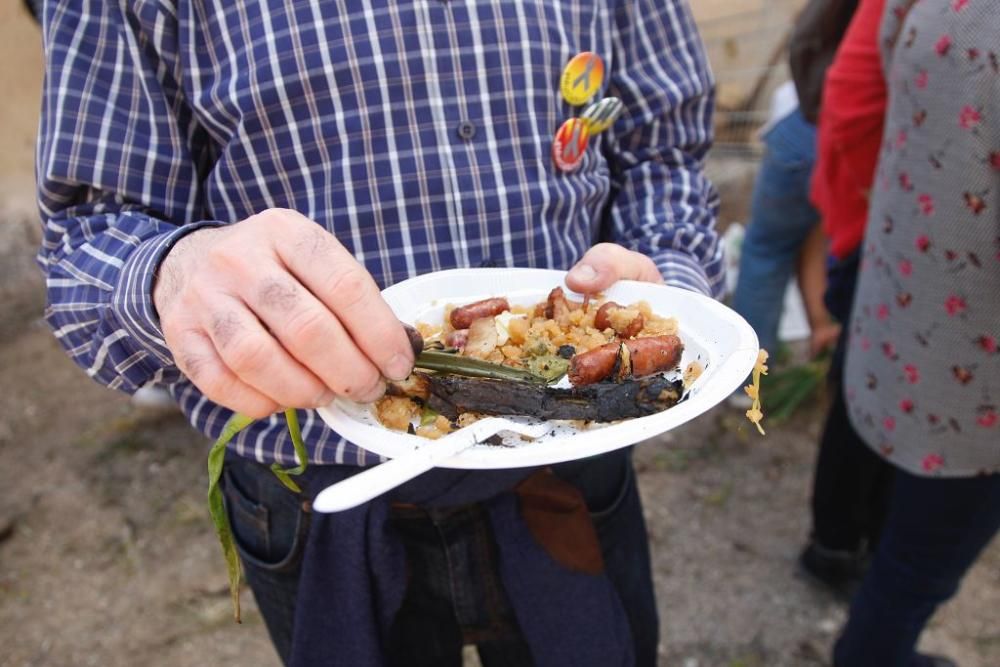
[414,349,550,383]
[206,409,309,623]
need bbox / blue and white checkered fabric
[36,0,722,466]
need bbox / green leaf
[765,360,828,423]
[526,354,571,383]
[268,409,309,492]
[772,372,823,422]
[207,412,255,623]
[269,465,302,494]
[415,349,549,383]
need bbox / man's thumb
[566,243,662,293]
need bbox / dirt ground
[3,309,999,667]
[1,3,998,667]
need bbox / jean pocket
[221,458,310,573]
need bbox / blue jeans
[221,447,657,666]
[731,107,819,353]
[385,503,534,667]
[833,469,1000,666]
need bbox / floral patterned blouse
[844,0,1000,477]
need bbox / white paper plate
[317,268,759,469]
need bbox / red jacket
[810,0,888,260]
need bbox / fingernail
[315,390,336,407]
[570,263,598,282]
[386,353,413,381]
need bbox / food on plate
[683,360,704,388]
[568,335,683,386]
[450,297,511,329]
[397,372,684,423]
[593,301,644,338]
[378,288,687,437]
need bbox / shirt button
[457,120,477,141]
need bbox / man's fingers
[275,220,414,381]
[565,243,663,293]
[157,210,413,411]
[203,296,336,408]
[247,273,387,403]
[173,329,280,419]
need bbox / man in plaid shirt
[36,1,721,664]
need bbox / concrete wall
[0,3,44,334]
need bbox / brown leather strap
[515,470,604,576]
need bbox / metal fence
[692,0,805,158]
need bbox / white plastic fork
[311,417,552,513]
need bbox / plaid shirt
[37,0,721,466]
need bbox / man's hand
[565,243,663,294]
[153,209,415,418]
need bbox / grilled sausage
[402,323,425,357]
[568,344,619,386]
[593,302,617,331]
[593,301,645,339]
[569,334,683,386]
[449,297,510,330]
[543,286,572,324]
[626,335,683,377]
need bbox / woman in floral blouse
[834,1,1000,665]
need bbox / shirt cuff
[654,250,718,299]
[110,221,226,368]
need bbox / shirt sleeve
[36,2,222,393]
[810,0,887,260]
[602,0,724,298]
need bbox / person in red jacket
[798,0,894,597]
